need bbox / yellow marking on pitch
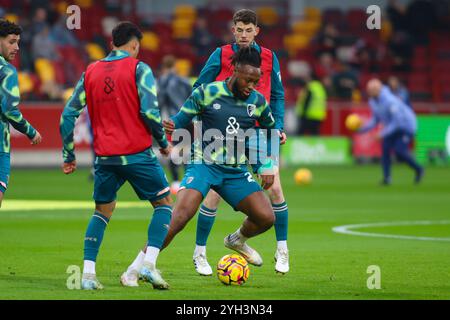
[1,200,149,211]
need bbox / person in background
[357,78,424,185]
[157,54,192,193]
[387,75,411,108]
[296,72,327,136]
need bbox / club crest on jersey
[213,103,221,110]
[247,104,256,117]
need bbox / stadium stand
[0,0,449,105]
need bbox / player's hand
[160,144,173,157]
[260,174,274,190]
[31,131,42,145]
[163,120,175,134]
[62,161,77,175]
[279,131,287,145]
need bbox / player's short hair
[231,46,261,68]
[233,9,258,26]
[0,19,22,38]
[112,21,142,47]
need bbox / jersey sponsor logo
[213,103,221,110]
[226,117,240,134]
[103,76,115,94]
[186,177,194,184]
[247,104,256,117]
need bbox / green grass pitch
[0,165,449,300]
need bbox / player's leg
[0,152,11,208]
[122,163,211,285]
[193,189,222,275]
[217,172,273,266]
[393,132,424,183]
[261,129,290,273]
[381,135,394,185]
[224,190,274,266]
[310,119,321,136]
[119,160,172,289]
[82,164,124,290]
[121,196,172,288]
[162,188,204,248]
[267,172,290,274]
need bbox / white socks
[83,260,96,275]
[194,245,206,257]
[277,240,288,251]
[229,228,248,245]
[144,246,160,267]
[127,250,145,273]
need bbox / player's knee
[261,213,275,231]
[203,191,221,209]
[257,208,275,230]
[95,201,116,218]
[268,185,284,203]
[152,195,172,207]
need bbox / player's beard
[232,80,249,101]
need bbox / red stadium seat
[322,8,345,27]
[346,9,367,31]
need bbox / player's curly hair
[0,19,22,38]
[112,21,142,47]
[231,46,261,68]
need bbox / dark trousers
[298,118,322,136]
[382,131,422,181]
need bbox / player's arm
[136,62,169,149]
[0,66,39,142]
[269,52,285,131]
[192,48,221,89]
[164,86,204,133]
[358,101,380,134]
[59,73,86,172]
[269,53,287,144]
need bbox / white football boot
[274,248,289,274]
[81,273,104,290]
[224,235,263,266]
[120,269,139,287]
[140,263,169,290]
[193,253,213,276]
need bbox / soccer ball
[345,113,363,131]
[217,254,250,285]
[294,168,312,185]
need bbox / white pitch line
[332,220,450,242]
[0,200,148,211]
